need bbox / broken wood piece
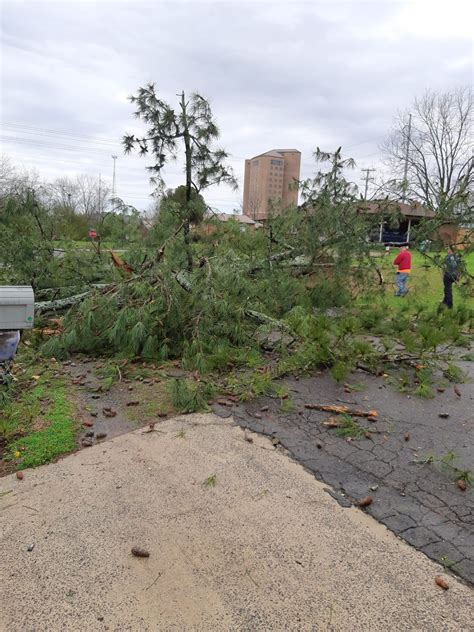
[322,417,341,428]
[305,404,377,418]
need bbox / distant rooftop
[204,211,262,227]
[249,148,301,160]
[216,213,262,226]
[358,201,435,219]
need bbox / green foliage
[416,450,472,487]
[9,141,466,400]
[227,369,275,402]
[1,354,77,469]
[280,397,295,413]
[443,362,467,383]
[203,473,217,487]
[169,378,215,413]
[414,382,435,399]
[9,386,76,468]
[334,414,366,439]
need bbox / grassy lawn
[1,360,77,470]
[367,251,473,311]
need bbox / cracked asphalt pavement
[227,362,474,584]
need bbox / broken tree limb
[250,252,384,285]
[141,221,185,271]
[35,291,94,314]
[109,250,134,276]
[175,271,193,292]
[305,404,378,418]
[243,309,293,333]
[34,284,109,300]
[34,284,117,315]
[174,270,294,333]
[249,250,300,273]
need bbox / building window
[271,159,283,165]
[252,160,259,166]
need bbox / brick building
[243,149,301,221]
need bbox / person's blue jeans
[395,272,409,296]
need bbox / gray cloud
[1,1,472,210]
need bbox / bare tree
[382,88,473,216]
[247,191,262,220]
[75,174,110,217]
[49,174,110,217]
[49,176,79,211]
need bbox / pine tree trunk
[181,92,194,273]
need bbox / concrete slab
[1,414,472,631]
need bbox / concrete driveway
[1,414,472,631]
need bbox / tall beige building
[243,149,301,221]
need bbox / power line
[344,136,385,150]
[0,122,121,146]
[2,148,184,175]
[0,135,116,156]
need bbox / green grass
[8,382,76,469]
[168,378,215,413]
[370,251,473,310]
[334,414,366,439]
[203,473,217,487]
[1,351,78,469]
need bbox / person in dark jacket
[442,246,461,309]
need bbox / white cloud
[0,1,471,212]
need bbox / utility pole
[111,155,118,200]
[361,168,376,200]
[402,113,412,201]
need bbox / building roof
[272,149,301,154]
[216,213,262,226]
[249,148,301,160]
[358,200,435,219]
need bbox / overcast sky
[1,0,472,212]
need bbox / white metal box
[0,286,35,329]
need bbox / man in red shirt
[393,244,412,296]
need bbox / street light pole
[111,155,118,200]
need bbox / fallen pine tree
[2,84,469,385]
